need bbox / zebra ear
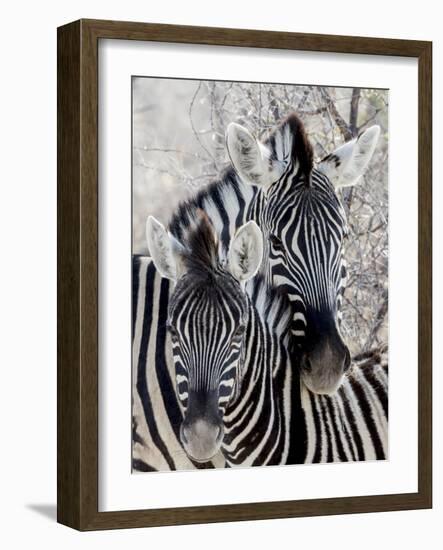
[226,123,285,189]
[317,125,380,188]
[146,216,186,281]
[228,221,263,282]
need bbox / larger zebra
[168,113,380,394]
[138,213,388,468]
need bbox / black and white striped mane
[168,113,314,248]
[168,166,242,249]
[178,213,224,277]
[262,112,314,179]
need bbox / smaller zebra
[146,213,294,465]
[145,213,388,467]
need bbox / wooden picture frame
[57,19,432,530]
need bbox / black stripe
[310,392,323,463]
[339,387,365,461]
[136,263,175,469]
[349,377,385,460]
[325,398,348,462]
[232,174,247,229]
[320,397,333,462]
[132,458,157,472]
[362,368,388,420]
[132,256,141,340]
[252,352,281,466]
[211,185,231,250]
[336,396,357,461]
[287,360,307,464]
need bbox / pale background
[0,0,441,548]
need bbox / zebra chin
[180,418,224,463]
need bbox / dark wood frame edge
[57,19,432,531]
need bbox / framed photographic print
[57,19,432,530]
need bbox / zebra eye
[166,323,178,338]
[235,324,246,337]
[270,235,285,252]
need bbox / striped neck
[168,167,259,258]
[221,278,294,466]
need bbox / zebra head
[146,214,263,462]
[227,114,380,395]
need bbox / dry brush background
[132,78,388,356]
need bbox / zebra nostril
[301,354,312,373]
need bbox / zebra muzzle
[180,418,224,462]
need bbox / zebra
[132,253,226,471]
[140,213,387,467]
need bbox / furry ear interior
[146,216,185,281]
[226,123,286,189]
[228,221,263,282]
[317,125,380,188]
